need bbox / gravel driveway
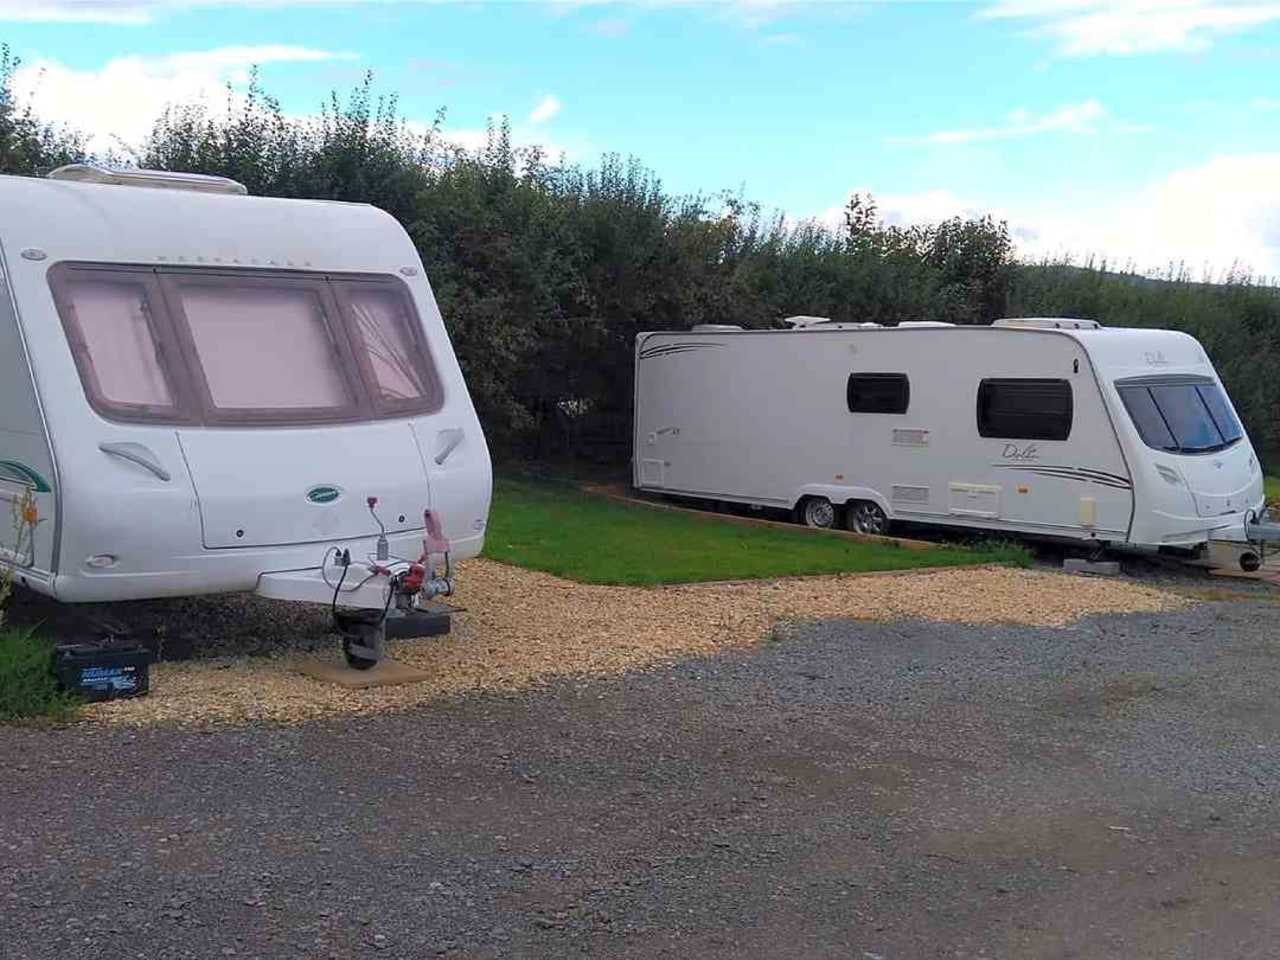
[3,598,1279,959]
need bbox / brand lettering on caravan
[1002,442,1040,462]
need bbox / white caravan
[634,318,1271,564]
[0,166,491,665]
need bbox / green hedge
[0,45,1275,465]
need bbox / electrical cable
[377,572,397,626]
[320,546,342,589]
[330,556,349,618]
[321,546,388,596]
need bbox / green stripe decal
[0,461,51,493]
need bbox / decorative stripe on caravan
[991,463,1132,490]
[0,460,51,492]
[639,341,726,360]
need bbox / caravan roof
[0,171,411,279]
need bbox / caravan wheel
[799,496,837,529]
[847,500,889,536]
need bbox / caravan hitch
[335,507,454,670]
[1245,510,1280,544]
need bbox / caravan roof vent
[897,321,955,328]
[691,324,743,332]
[993,317,1101,330]
[47,164,249,196]
[783,315,833,328]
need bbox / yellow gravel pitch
[84,559,1187,727]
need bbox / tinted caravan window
[1117,376,1243,454]
[335,280,444,415]
[167,276,357,418]
[50,266,188,423]
[847,373,909,414]
[977,378,1072,441]
[51,263,443,426]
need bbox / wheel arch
[792,483,893,518]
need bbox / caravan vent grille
[892,428,929,446]
[892,485,930,504]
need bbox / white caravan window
[336,281,443,415]
[51,267,187,423]
[1116,376,1243,455]
[165,276,359,421]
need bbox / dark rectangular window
[977,378,1072,441]
[1116,376,1242,454]
[847,373,909,414]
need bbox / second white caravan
[634,317,1267,560]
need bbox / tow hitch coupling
[334,505,454,670]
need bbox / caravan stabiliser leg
[334,607,387,671]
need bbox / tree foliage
[0,46,85,175]
[1,50,1276,462]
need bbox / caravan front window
[338,281,442,414]
[50,264,443,426]
[52,268,185,422]
[1116,376,1243,454]
[166,277,357,418]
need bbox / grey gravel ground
[3,599,1279,960]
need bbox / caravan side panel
[635,327,1135,542]
[0,255,56,588]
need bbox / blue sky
[5,0,1280,275]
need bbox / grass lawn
[482,477,1026,586]
[0,627,79,723]
[1267,475,1280,507]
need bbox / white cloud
[813,188,1005,235]
[980,0,1280,56]
[1024,153,1280,276]
[907,99,1109,145]
[820,153,1280,279]
[408,113,583,163]
[2,0,826,26]
[528,94,562,125]
[0,0,401,24]
[14,45,584,166]
[589,16,631,38]
[0,0,152,23]
[14,46,355,154]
